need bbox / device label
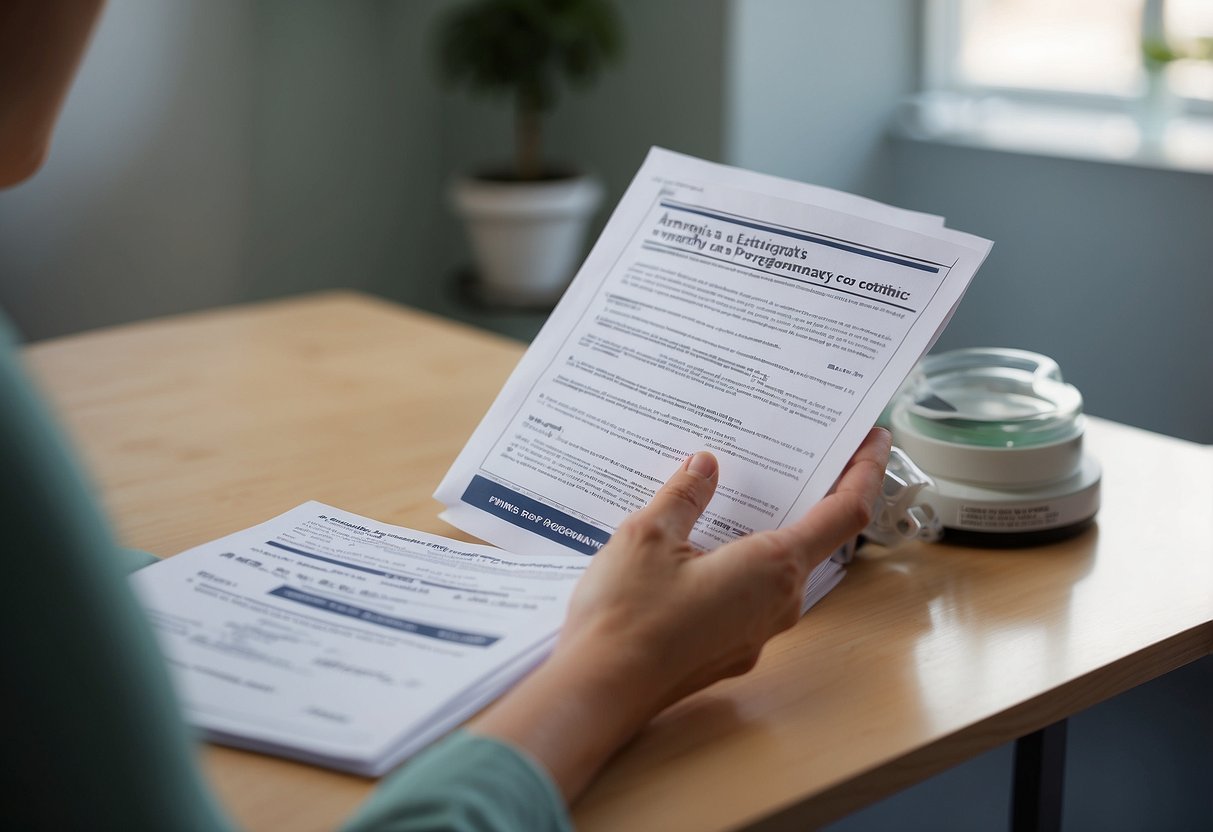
[957,503,1060,531]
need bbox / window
[938,0,1144,98]
[1165,0,1213,103]
[913,0,1213,170]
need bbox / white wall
[0,0,256,340]
[0,0,452,340]
[246,1,448,310]
[724,0,919,198]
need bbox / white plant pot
[450,174,603,307]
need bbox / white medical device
[882,347,1101,545]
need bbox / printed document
[436,148,991,559]
[130,502,585,775]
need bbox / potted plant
[437,0,623,306]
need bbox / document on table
[436,147,991,567]
[129,501,585,775]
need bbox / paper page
[436,148,991,558]
[802,558,846,613]
[130,502,584,774]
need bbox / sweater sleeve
[342,731,572,832]
[1,313,236,832]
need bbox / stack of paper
[130,502,584,776]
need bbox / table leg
[1011,719,1068,832]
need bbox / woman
[1,3,890,828]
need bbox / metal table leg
[1011,719,1068,832]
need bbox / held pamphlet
[436,147,991,559]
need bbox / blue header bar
[461,475,610,556]
[269,585,500,646]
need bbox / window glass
[1167,0,1213,101]
[955,0,1144,96]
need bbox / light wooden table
[24,292,1213,831]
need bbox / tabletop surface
[23,292,1213,832]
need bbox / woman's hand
[472,428,891,802]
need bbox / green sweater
[2,315,570,832]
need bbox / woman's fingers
[631,451,719,541]
[833,427,892,501]
[774,428,891,565]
